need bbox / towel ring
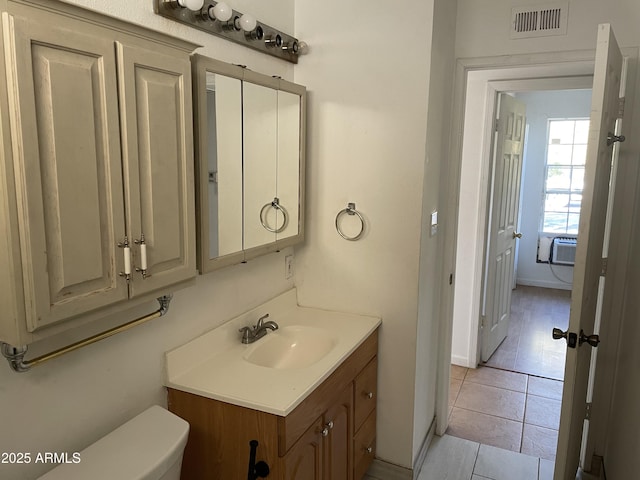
[260,197,289,233]
[335,202,365,241]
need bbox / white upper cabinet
[0,0,197,346]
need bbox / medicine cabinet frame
[192,55,306,272]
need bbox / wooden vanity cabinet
[167,329,378,480]
[282,383,353,480]
[0,0,197,345]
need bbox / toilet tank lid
[37,406,189,480]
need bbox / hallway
[446,286,570,460]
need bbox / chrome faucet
[239,314,279,344]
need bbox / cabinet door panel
[116,43,195,296]
[4,15,127,330]
[324,384,354,480]
[353,410,376,480]
[282,417,324,480]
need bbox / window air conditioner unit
[552,237,577,266]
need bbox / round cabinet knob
[366,446,373,454]
[321,427,329,437]
[366,392,374,399]
[513,232,523,239]
[326,420,334,430]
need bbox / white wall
[0,1,295,479]
[294,0,456,469]
[514,89,592,290]
[414,0,458,462]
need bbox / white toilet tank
[38,405,189,480]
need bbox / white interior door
[481,93,526,362]
[554,24,624,480]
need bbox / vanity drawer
[354,357,377,430]
[353,409,376,480]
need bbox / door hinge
[480,315,486,328]
[585,402,592,421]
[449,273,454,285]
[495,119,499,132]
[600,257,608,277]
[618,97,626,118]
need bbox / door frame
[436,48,638,464]
[469,76,594,368]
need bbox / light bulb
[180,0,204,11]
[236,14,257,32]
[212,2,232,22]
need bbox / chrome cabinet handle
[134,234,150,279]
[321,420,334,437]
[118,237,131,282]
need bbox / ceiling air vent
[510,2,568,39]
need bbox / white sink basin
[165,288,381,415]
[243,326,337,370]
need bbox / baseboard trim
[366,416,436,480]
[516,278,572,290]
[366,459,412,480]
[451,354,471,367]
[412,416,436,479]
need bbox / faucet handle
[256,313,270,328]
[238,326,252,343]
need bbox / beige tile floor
[365,434,556,480]
[447,365,562,461]
[484,285,571,380]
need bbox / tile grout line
[470,442,481,480]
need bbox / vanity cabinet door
[116,43,196,297]
[3,14,128,331]
[281,417,324,480]
[323,383,354,480]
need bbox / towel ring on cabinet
[335,202,365,241]
[260,197,289,233]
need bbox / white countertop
[165,289,381,416]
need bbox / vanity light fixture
[208,1,232,21]
[154,0,304,63]
[176,0,205,11]
[236,13,257,33]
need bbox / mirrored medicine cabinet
[192,55,306,272]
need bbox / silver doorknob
[513,232,523,239]
[579,330,600,348]
[553,328,578,348]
